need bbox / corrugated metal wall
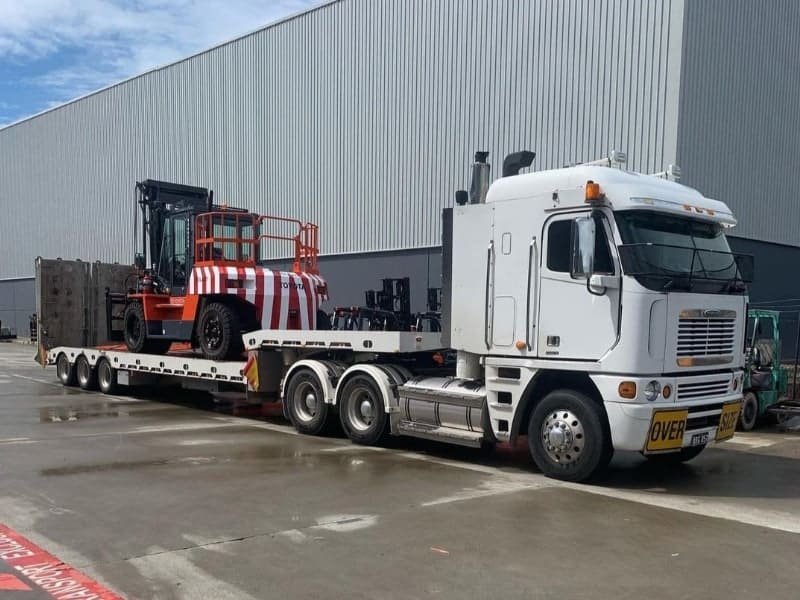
[677,0,800,246]
[0,0,685,279]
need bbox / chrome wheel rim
[541,409,585,466]
[57,356,69,381]
[77,359,90,385]
[293,381,319,422]
[347,388,377,432]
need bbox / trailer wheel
[285,368,331,435]
[527,389,612,482]
[75,355,98,390]
[198,302,243,360]
[737,391,759,431]
[56,353,77,387]
[645,445,706,464]
[339,374,388,445]
[97,358,118,394]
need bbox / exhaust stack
[502,150,536,177]
[469,151,490,204]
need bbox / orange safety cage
[194,210,319,275]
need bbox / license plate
[716,401,742,442]
[690,432,709,447]
[645,409,689,452]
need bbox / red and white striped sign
[188,266,328,330]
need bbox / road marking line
[0,524,123,599]
[10,374,60,386]
[722,437,776,449]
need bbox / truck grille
[677,312,736,360]
[677,379,730,401]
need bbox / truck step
[393,419,484,448]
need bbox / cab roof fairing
[484,165,737,228]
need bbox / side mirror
[571,217,595,278]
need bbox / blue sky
[0,0,317,127]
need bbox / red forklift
[107,180,328,360]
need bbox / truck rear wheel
[56,353,77,386]
[124,302,172,354]
[198,302,243,360]
[285,368,331,435]
[528,389,612,482]
[738,391,759,431]
[339,374,388,445]
[75,355,98,390]
[97,358,118,394]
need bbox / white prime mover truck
[46,151,751,482]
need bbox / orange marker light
[515,340,527,350]
[585,180,601,202]
[618,381,637,399]
[662,385,672,399]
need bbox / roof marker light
[585,180,601,202]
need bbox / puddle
[39,402,127,422]
[40,455,230,476]
[39,403,193,423]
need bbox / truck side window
[546,220,571,272]
[593,217,614,274]
[547,217,614,274]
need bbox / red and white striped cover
[188,266,328,330]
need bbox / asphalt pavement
[1,342,799,600]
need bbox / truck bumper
[592,372,744,453]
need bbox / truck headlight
[644,380,661,402]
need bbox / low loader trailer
[44,150,752,482]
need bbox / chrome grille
[677,379,730,400]
[677,314,736,358]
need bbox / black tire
[738,391,759,431]
[285,368,331,435]
[124,302,172,354]
[646,445,706,464]
[528,389,613,482]
[75,355,98,390]
[56,353,77,386]
[197,302,243,360]
[339,374,388,445]
[97,358,118,394]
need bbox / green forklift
[739,309,790,430]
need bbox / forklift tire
[75,355,98,391]
[738,391,759,431]
[197,302,243,360]
[123,302,171,354]
[56,353,77,387]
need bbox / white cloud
[0,0,318,114]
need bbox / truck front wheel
[528,389,612,482]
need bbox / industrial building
[1,0,799,337]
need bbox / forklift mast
[135,179,212,273]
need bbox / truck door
[536,212,620,360]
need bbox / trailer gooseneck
[46,150,752,482]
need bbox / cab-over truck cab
[446,152,751,480]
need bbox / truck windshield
[615,210,752,294]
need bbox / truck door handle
[526,237,537,350]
